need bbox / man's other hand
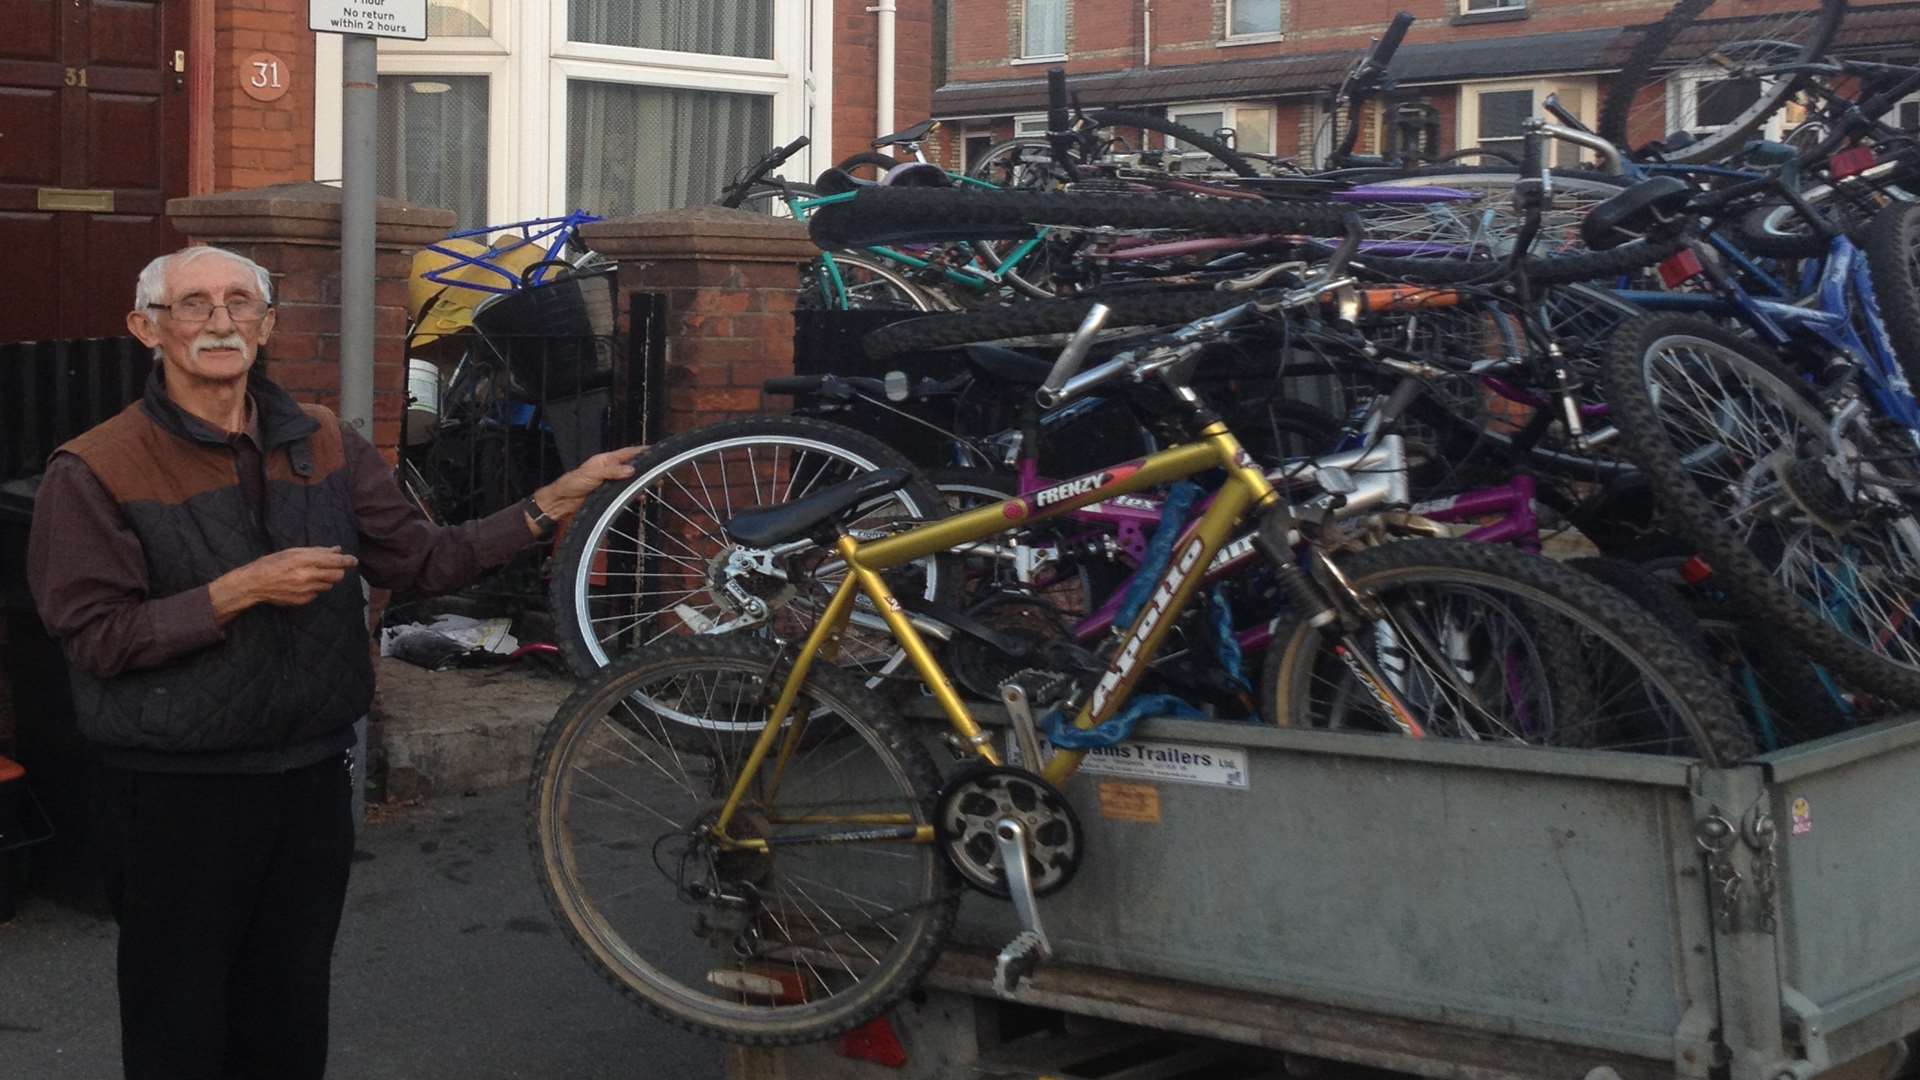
[209,546,360,623]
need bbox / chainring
[933,765,1084,899]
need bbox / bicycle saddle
[1580,175,1693,251]
[966,345,1053,386]
[872,119,937,149]
[723,467,915,548]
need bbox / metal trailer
[730,712,1920,1080]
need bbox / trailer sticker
[1098,782,1162,823]
[1006,733,1250,790]
[1791,797,1812,836]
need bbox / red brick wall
[214,1,319,191]
[832,0,938,167]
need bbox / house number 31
[241,52,291,103]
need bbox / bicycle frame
[1615,233,1920,433]
[710,425,1283,850]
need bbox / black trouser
[95,753,354,1080]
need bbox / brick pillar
[166,181,456,459]
[581,207,819,435]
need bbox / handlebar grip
[762,375,826,395]
[769,135,811,169]
[1372,12,1414,67]
[1047,69,1070,134]
[1519,130,1545,180]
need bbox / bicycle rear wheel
[547,416,957,679]
[1598,0,1845,163]
[529,636,955,1044]
[1602,314,1920,705]
[1261,539,1751,764]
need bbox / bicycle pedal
[993,930,1050,996]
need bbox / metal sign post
[310,0,426,828]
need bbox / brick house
[924,0,1920,173]
[2,0,935,344]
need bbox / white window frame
[1221,0,1284,45]
[1019,0,1067,62]
[316,1,824,224]
[1014,113,1050,136]
[1888,92,1920,132]
[1459,0,1525,14]
[1458,77,1598,164]
[1167,101,1277,158]
[1665,68,1786,142]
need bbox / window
[1169,103,1275,158]
[1015,114,1050,136]
[427,0,492,36]
[1667,70,1783,140]
[566,82,773,215]
[1023,0,1066,59]
[1228,0,1283,38]
[1460,0,1525,13]
[1460,80,1597,167]
[964,133,995,172]
[319,1,813,224]
[569,0,774,59]
[1475,89,1534,150]
[1893,96,1920,132]
[377,76,490,227]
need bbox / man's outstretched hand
[526,446,646,534]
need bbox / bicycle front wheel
[1261,540,1751,764]
[529,636,956,1045]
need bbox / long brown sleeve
[28,454,226,679]
[342,423,535,594]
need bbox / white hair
[132,246,274,315]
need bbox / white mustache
[192,335,247,359]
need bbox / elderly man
[27,245,640,1079]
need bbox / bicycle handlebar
[1371,11,1414,70]
[720,135,811,206]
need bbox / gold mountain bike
[528,274,1747,1046]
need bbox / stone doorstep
[367,656,569,803]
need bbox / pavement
[0,786,727,1080]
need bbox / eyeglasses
[146,297,273,324]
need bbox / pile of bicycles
[520,0,1920,1047]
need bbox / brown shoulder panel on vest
[59,403,234,507]
[264,403,348,486]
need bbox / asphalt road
[0,786,726,1080]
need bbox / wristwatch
[523,495,560,540]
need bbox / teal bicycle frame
[785,183,1053,307]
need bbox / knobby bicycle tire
[863,288,1270,359]
[1600,313,1920,706]
[1086,108,1261,178]
[1863,199,1920,389]
[1260,539,1752,764]
[1350,232,1686,287]
[528,636,957,1045]
[809,189,1350,250]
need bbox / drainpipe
[870,0,897,139]
[1143,0,1152,68]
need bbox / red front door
[0,0,189,343]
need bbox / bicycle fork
[1252,506,1431,738]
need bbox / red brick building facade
[925,0,1917,171]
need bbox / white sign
[1007,733,1250,790]
[310,0,428,41]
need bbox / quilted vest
[56,369,372,764]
